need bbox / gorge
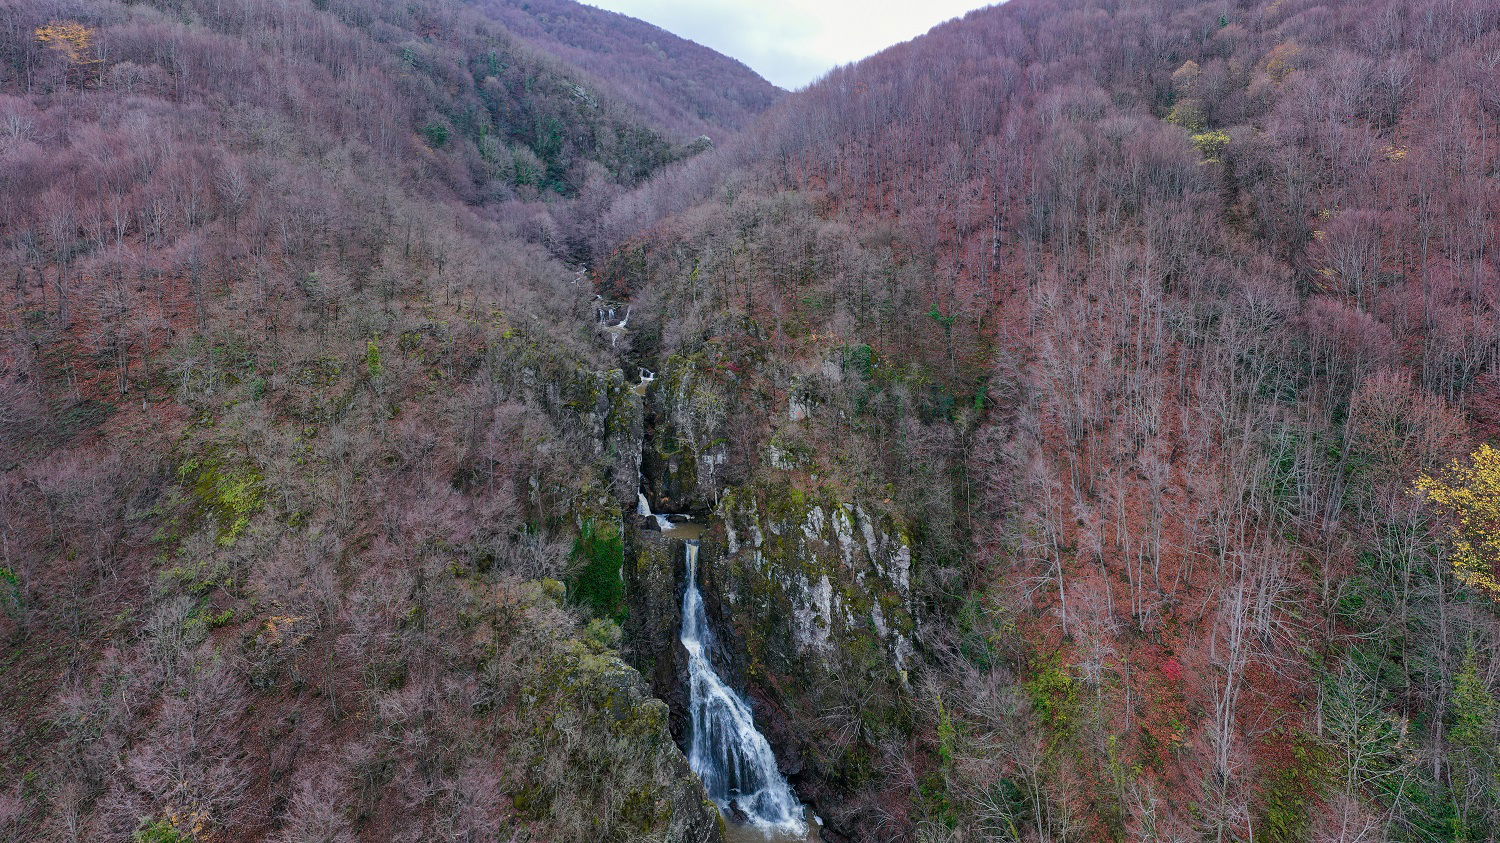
[2,0,1498,840]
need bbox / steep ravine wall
[507,339,644,516]
[718,487,916,680]
[623,532,691,736]
[642,353,738,513]
[503,333,725,842]
[709,487,917,837]
[509,604,726,843]
[624,349,922,839]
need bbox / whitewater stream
[618,300,816,839]
[680,539,819,840]
[637,489,676,531]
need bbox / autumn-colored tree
[34,21,97,64]
[34,21,100,87]
[1264,41,1301,82]
[1417,445,1500,598]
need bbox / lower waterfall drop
[680,540,807,835]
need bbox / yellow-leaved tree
[1416,444,1500,598]
[35,20,103,87]
[34,21,99,64]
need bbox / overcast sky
[584,0,998,90]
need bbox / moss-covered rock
[494,327,643,514]
[702,481,918,825]
[647,354,733,512]
[508,582,722,843]
[719,483,915,675]
[176,452,265,547]
[622,532,691,738]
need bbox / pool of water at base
[646,519,709,541]
[720,807,824,843]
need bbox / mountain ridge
[475,0,783,135]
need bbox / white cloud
[583,0,998,89]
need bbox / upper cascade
[638,489,676,532]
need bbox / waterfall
[681,540,806,834]
[637,490,675,531]
[634,367,655,397]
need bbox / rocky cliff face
[620,341,922,838]
[509,588,724,843]
[643,353,738,514]
[719,486,915,680]
[482,335,729,842]
[504,336,644,516]
[710,486,917,831]
[623,532,692,737]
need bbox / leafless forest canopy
[1,0,1498,840]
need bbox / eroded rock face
[617,483,921,836]
[645,354,735,513]
[622,342,927,837]
[514,622,724,843]
[504,337,643,515]
[719,487,916,679]
[501,347,721,842]
[705,484,917,834]
[624,531,692,739]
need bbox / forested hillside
[474,0,782,136]
[593,0,1500,838]
[0,0,771,839]
[2,0,1499,840]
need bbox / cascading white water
[637,490,675,531]
[681,540,806,834]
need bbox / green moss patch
[568,519,626,622]
[177,454,266,546]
